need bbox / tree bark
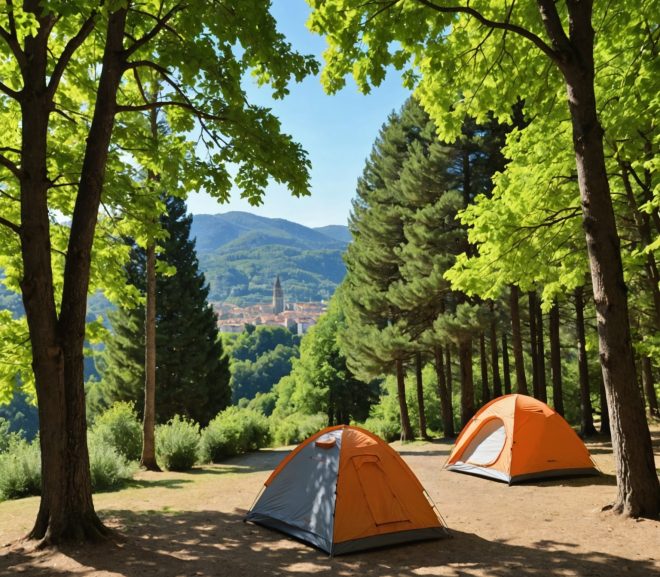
[535,294,547,403]
[415,352,429,440]
[458,339,475,427]
[141,242,161,471]
[641,357,659,418]
[502,333,512,395]
[396,359,414,441]
[23,8,128,544]
[575,286,596,437]
[528,291,540,399]
[509,285,528,394]
[549,301,564,416]
[434,345,454,437]
[489,303,502,398]
[599,379,610,436]
[479,333,490,405]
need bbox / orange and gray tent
[246,425,447,555]
[446,394,597,484]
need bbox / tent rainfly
[446,394,598,484]
[246,425,448,555]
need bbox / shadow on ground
[124,478,193,491]
[516,472,617,488]
[0,509,657,577]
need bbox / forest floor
[0,426,658,577]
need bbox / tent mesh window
[461,418,506,466]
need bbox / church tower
[272,275,284,314]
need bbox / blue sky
[185,0,411,228]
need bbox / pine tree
[339,105,425,441]
[390,101,507,433]
[343,98,510,439]
[98,196,230,426]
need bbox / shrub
[361,417,400,443]
[246,391,277,417]
[0,418,24,454]
[0,438,41,500]
[270,413,326,446]
[0,430,138,501]
[91,401,142,462]
[88,431,137,491]
[200,407,270,462]
[156,416,200,471]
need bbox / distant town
[213,275,327,335]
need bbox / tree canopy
[0,0,319,544]
[307,0,659,517]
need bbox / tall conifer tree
[98,196,230,425]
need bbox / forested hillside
[190,212,348,304]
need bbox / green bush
[88,431,137,491]
[0,418,23,454]
[91,401,142,462]
[0,438,41,500]
[361,417,400,443]
[270,412,327,446]
[156,416,200,471]
[0,431,138,501]
[200,407,270,462]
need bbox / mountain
[313,225,352,244]
[0,212,351,312]
[192,212,347,253]
[190,212,349,306]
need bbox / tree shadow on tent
[1,509,657,577]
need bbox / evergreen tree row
[339,98,659,440]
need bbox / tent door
[353,455,409,526]
[461,418,506,466]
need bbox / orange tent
[246,425,448,555]
[446,394,597,484]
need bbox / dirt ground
[0,430,658,577]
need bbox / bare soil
[0,430,658,577]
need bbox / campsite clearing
[0,430,658,577]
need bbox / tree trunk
[528,291,540,399]
[396,359,414,442]
[445,344,453,402]
[23,8,128,544]
[575,286,596,437]
[434,345,454,437]
[599,379,610,436]
[415,352,429,440]
[502,332,512,395]
[141,242,161,471]
[458,339,475,427]
[479,333,490,405]
[509,285,528,394]
[549,300,564,416]
[140,102,162,471]
[535,294,547,403]
[641,357,659,418]
[489,303,502,398]
[540,0,660,518]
